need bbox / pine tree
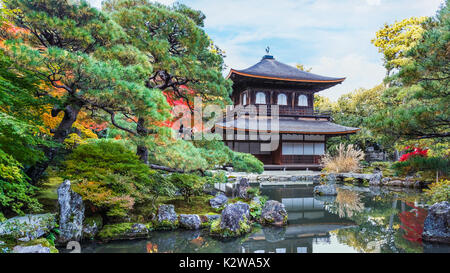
[2,0,170,181]
[102,0,233,162]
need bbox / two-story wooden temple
[215,54,359,170]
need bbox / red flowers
[399,146,428,162]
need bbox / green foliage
[424,179,450,204]
[63,139,173,218]
[0,114,43,215]
[368,2,450,141]
[231,152,264,174]
[391,156,449,177]
[168,173,206,203]
[103,0,232,108]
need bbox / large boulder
[179,214,201,230]
[13,244,50,253]
[0,213,57,241]
[422,201,450,244]
[313,184,337,196]
[11,238,58,253]
[209,193,228,209]
[57,180,85,244]
[210,202,251,238]
[261,200,288,226]
[157,205,178,229]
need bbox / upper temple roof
[227,55,346,84]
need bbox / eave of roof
[215,118,360,135]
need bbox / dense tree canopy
[368,1,449,141]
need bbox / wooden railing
[227,106,332,120]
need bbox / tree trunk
[26,104,81,184]
[136,117,149,164]
[137,145,149,164]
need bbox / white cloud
[366,0,381,6]
[310,54,386,100]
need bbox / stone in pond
[209,193,228,209]
[313,184,337,196]
[157,205,178,228]
[57,180,85,244]
[422,201,450,244]
[179,214,201,229]
[210,202,251,238]
[261,200,288,226]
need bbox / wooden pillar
[272,134,282,165]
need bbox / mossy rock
[209,216,251,239]
[22,238,59,253]
[6,238,59,253]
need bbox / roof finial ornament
[265,46,270,54]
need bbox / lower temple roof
[215,117,359,135]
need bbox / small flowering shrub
[399,146,428,162]
[393,146,448,177]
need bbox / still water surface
[78,184,449,253]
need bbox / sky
[88,0,444,100]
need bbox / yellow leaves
[372,17,428,70]
[63,133,84,149]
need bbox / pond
[73,184,450,253]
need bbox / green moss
[84,215,103,229]
[36,175,63,212]
[97,223,134,241]
[155,195,217,215]
[154,219,179,230]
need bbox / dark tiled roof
[228,55,345,83]
[216,117,359,134]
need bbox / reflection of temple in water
[241,185,355,253]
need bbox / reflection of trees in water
[326,188,428,253]
[329,188,365,218]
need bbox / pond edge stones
[422,201,450,244]
[210,202,251,238]
[57,180,84,244]
[179,214,202,230]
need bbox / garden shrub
[231,152,264,174]
[424,179,450,204]
[168,173,206,203]
[0,150,41,216]
[62,139,172,218]
[392,156,449,177]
